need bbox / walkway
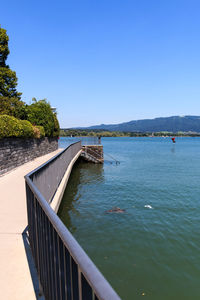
[0,149,62,300]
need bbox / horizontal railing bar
[27,141,82,203]
[25,174,121,300]
[26,141,81,179]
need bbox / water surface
[58,137,200,300]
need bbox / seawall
[0,137,58,176]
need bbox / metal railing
[64,137,101,146]
[25,142,121,300]
[30,141,81,203]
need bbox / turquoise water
[58,137,200,299]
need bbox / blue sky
[1,0,200,127]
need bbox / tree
[0,26,23,116]
[53,113,60,137]
[0,26,9,66]
[27,98,57,137]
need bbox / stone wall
[0,137,58,176]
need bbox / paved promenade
[0,149,62,300]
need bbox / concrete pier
[0,149,62,300]
[81,145,104,163]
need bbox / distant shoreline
[60,129,200,138]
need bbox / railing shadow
[22,226,45,300]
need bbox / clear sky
[1,0,200,127]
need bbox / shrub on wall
[0,115,34,138]
[20,120,35,137]
[33,125,45,138]
[53,114,60,137]
[0,27,60,138]
[27,99,55,137]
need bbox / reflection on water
[58,159,104,233]
[171,144,176,153]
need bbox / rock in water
[105,207,125,213]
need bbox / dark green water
[58,137,200,299]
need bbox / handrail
[83,146,120,164]
[81,151,103,163]
[25,141,121,300]
[65,136,101,146]
[104,152,120,164]
[28,141,81,203]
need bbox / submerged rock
[105,207,126,213]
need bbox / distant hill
[80,116,200,132]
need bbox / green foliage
[33,125,45,138]
[37,126,45,137]
[0,27,60,138]
[53,114,60,137]
[0,115,34,139]
[0,96,25,117]
[13,103,29,120]
[0,27,9,66]
[27,99,56,137]
[60,129,128,137]
[0,26,23,117]
[60,129,200,137]
[20,120,35,137]
[0,67,22,99]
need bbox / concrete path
[0,149,62,300]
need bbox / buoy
[171,137,176,143]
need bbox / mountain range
[80,116,200,132]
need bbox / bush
[0,115,34,138]
[53,114,60,137]
[27,100,55,137]
[0,96,25,117]
[20,120,35,137]
[33,125,45,138]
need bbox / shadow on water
[58,158,104,233]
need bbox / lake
[58,137,200,300]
